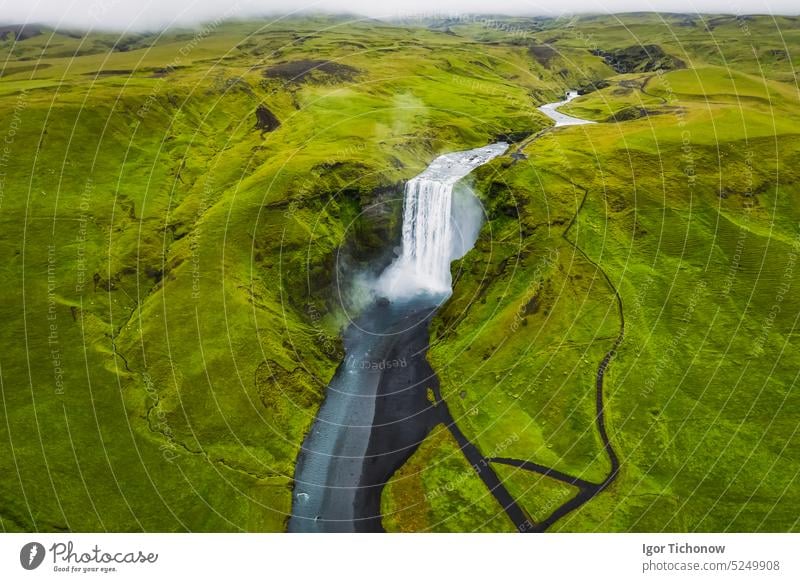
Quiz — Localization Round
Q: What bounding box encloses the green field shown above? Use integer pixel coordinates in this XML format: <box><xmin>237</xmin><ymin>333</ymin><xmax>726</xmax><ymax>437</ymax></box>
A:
<box><xmin>1</xmin><ymin>13</ymin><xmax>798</xmax><ymax>532</ymax></box>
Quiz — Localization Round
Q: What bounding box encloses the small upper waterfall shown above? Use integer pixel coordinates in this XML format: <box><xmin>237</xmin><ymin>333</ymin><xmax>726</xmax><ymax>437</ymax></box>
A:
<box><xmin>376</xmin><ymin>142</ymin><xmax>508</xmax><ymax>299</ymax></box>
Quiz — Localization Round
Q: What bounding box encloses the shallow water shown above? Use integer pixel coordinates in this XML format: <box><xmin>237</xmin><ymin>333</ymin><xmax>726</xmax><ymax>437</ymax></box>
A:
<box><xmin>288</xmin><ymin>297</ymin><xmax>441</xmax><ymax>532</ymax></box>
<box><xmin>538</xmin><ymin>90</ymin><xmax>596</xmax><ymax>127</ymax></box>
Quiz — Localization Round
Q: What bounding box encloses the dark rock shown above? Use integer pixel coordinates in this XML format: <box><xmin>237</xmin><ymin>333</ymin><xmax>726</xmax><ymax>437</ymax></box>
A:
<box><xmin>529</xmin><ymin>44</ymin><xmax>558</xmax><ymax>67</ymax></box>
<box><xmin>494</xmin><ymin>130</ymin><xmax>534</xmax><ymax>143</ymax></box>
<box><xmin>609</xmin><ymin>107</ymin><xmax>649</xmax><ymax>122</ymax></box>
<box><xmin>0</xmin><ymin>25</ymin><xmax>43</xmax><ymax>41</ymax></box>
<box><xmin>263</xmin><ymin>59</ymin><xmax>359</xmax><ymax>84</ymax></box>
<box><xmin>524</xmin><ymin>290</ymin><xmax>541</xmax><ymax>315</ymax></box>
<box><xmin>577</xmin><ymin>79</ymin><xmax>611</xmax><ymax>95</ymax></box>
<box><xmin>83</xmin><ymin>69</ymin><xmax>134</xmax><ymax>77</ymax></box>
<box><xmin>255</xmin><ymin>105</ymin><xmax>280</xmax><ymax>133</ymax></box>
<box><xmin>500</xmin><ymin>204</ymin><xmax>519</xmax><ymax>218</ymax></box>
<box><xmin>591</xmin><ymin>45</ymin><xmax>685</xmax><ymax>74</ymax></box>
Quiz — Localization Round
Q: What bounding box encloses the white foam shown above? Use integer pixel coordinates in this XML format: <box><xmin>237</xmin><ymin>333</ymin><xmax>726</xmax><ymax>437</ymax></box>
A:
<box><xmin>375</xmin><ymin>143</ymin><xmax>507</xmax><ymax>300</ymax></box>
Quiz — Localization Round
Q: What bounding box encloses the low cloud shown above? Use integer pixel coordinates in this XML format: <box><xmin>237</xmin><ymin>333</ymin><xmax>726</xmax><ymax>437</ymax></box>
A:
<box><xmin>1</xmin><ymin>0</ymin><xmax>796</xmax><ymax>32</ymax></box>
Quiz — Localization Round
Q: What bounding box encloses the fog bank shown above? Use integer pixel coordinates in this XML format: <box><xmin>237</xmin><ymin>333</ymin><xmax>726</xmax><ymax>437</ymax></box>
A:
<box><xmin>1</xmin><ymin>0</ymin><xmax>796</xmax><ymax>32</ymax></box>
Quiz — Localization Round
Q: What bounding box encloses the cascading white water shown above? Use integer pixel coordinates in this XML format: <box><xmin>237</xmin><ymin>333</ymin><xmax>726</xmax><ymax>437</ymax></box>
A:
<box><xmin>398</xmin><ymin>178</ymin><xmax>456</xmax><ymax>293</ymax></box>
<box><xmin>376</xmin><ymin>142</ymin><xmax>508</xmax><ymax>299</ymax></box>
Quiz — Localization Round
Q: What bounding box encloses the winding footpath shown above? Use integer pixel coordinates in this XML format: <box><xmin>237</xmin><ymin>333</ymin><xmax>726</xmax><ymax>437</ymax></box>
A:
<box><xmin>446</xmin><ymin>91</ymin><xmax>622</xmax><ymax>532</ymax></box>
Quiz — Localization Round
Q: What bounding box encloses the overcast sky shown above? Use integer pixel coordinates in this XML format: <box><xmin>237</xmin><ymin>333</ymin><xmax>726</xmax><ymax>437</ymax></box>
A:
<box><xmin>1</xmin><ymin>0</ymin><xmax>797</xmax><ymax>31</ymax></box>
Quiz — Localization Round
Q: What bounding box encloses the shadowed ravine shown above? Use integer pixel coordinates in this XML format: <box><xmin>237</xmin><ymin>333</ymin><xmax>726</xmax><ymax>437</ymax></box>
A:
<box><xmin>290</xmin><ymin>96</ymin><xmax>620</xmax><ymax>532</ymax></box>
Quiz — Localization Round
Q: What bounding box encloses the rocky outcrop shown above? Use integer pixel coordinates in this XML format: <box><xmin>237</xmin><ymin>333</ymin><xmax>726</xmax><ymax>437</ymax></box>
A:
<box><xmin>591</xmin><ymin>45</ymin><xmax>685</xmax><ymax>74</ymax></box>
<box><xmin>263</xmin><ymin>59</ymin><xmax>359</xmax><ymax>84</ymax></box>
<box><xmin>254</xmin><ymin>104</ymin><xmax>280</xmax><ymax>133</ymax></box>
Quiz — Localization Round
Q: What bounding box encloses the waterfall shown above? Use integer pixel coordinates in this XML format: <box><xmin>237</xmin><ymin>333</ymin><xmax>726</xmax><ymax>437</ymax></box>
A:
<box><xmin>398</xmin><ymin>177</ymin><xmax>457</xmax><ymax>294</ymax></box>
<box><xmin>291</xmin><ymin>141</ymin><xmax>507</xmax><ymax>532</ymax></box>
<box><xmin>376</xmin><ymin>143</ymin><xmax>508</xmax><ymax>299</ymax></box>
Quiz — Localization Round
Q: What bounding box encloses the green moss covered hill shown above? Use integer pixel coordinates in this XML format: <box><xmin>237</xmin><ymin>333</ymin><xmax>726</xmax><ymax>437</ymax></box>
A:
<box><xmin>1</xmin><ymin>14</ymin><xmax>799</xmax><ymax>532</ymax></box>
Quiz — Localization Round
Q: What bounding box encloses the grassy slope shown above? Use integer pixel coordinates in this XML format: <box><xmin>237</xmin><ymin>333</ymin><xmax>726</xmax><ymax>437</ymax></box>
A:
<box><xmin>413</xmin><ymin>14</ymin><xmax>800</xmax><ymax>531</ymax></box>
<box><xmin>0</xmin><ymin>16</ymin><xmax>564</xmax><ymax>531</ymax></box>
<box><xmin>381</xmin><ymin>424</ymin><xmax>515</xmax><ymax>532</ymax></box>
<box><xmin>1</xmin><ymin>13</ymin><xmax>799</xmax><ymax>533</ymax></box>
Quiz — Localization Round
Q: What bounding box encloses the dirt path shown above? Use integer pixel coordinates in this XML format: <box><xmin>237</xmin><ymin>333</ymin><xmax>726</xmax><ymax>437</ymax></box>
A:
<box><xmin>439</xmin><ymin>101</ymin><xmax>623</xmax><ymax>532</ymax></box>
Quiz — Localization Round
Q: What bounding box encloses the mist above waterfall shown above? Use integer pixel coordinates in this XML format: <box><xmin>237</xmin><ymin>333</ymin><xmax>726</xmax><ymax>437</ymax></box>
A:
<box><xmin>374</xmin><ymin>143</ymin><xmax>507</xmax><ymax>301</ymax></box>
<box><xmin>450</xmin><ymin>182</ymin><xmax>486</xmax><ymax>261</ymax></box>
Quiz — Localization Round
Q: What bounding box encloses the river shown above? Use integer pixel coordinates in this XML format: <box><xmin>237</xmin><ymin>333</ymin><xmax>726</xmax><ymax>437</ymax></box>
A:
<box><xmin>289</xmin><ymin>93</ymin><xmax>595</xmax><ymax>532</ymax></box>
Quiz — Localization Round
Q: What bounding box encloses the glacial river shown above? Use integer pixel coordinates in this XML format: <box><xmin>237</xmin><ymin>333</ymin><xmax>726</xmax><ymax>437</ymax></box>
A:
<box><xmin>289</xmin><ymin>93</ymin><xmax>589</xmax><ymax>532</ymax></box>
